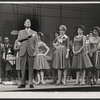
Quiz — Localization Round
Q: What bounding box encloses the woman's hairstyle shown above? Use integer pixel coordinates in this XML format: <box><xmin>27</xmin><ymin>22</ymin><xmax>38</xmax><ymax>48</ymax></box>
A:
<box><xmin>54</xmin><ymin>31</ymin><xmax>59</xmax><ymax>35</ymax></box>
<box><xmin>90</xmin><ymin>31</ymin><xmax>93</xmax><ymax>33</ymax></box>
<box><xmin>93</xmin><ymin>26</ymin><xmax>100</xmax><ymax>34</ymax></box>
<box><xmin>59</xmin><ymin>25</ymin><xmax>67</xmax><ymax>31</ymax></box>
<box><xmin>4</xmin><ymin>37</ymin><xmax>9</xmax><ymax>40</ymax></box>
<box><xmin>37</xmin><ymin>32</ymin><xmax>43</xmax><ymax>37</ymax></box>
<box><xmin>86</xmin><ymin>34</ymin><xmax>90</xmax><ymax>37</ymax></box>
<box><xmin>24</xmin><ymin>18</ymin><xmax>30</xmax><ymax>23</ymax></box>
<box><xmin>78</xmin><ymin>25</ymin><xmax>85</xmax><ymax>31</ymax></box>
<box><xmin>86</xmin><ymin>34</ymin><xmax>90</xmax><ymax>36</ymax></box>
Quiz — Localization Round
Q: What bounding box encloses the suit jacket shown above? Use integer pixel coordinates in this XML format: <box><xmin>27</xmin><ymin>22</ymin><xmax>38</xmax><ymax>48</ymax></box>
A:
<box><xmin>4</xmin><ymin>44</ymin><xmax>14</xmax><ymax>58</ymax></box>
<box><xmin>18</xmin><ymin>29</ymin><xmax>38</xmax><ymax>57</ymax></box>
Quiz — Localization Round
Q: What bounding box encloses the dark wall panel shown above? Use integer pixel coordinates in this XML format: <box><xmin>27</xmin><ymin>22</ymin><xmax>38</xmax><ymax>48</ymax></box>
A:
<box><xmin>0</xmin><ymin>4</ymin><xmax>100</xmax><ymax>56</ymax></box>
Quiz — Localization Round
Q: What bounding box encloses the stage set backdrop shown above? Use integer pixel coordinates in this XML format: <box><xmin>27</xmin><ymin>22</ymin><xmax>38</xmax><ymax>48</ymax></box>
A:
<box><xmin>0</xmin><ymin>3</ymin><xmax>100</xmax><ymax>57</ymax></box>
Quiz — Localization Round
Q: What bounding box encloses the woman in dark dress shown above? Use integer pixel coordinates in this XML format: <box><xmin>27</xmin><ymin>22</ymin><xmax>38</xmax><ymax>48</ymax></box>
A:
<box><xmin>52</xmin><ymin>31</ymin><xmax>59</xmax><ymax>83</ymax></box>
<box><xmin>53</xmin><ymin>25</ymin><xmax>70</xmax><ymax>85</ymax></box>
<box><xmin>72</xmin><ymin>25</ymin><xmax>92</xmax><ymax>85</ymax></box>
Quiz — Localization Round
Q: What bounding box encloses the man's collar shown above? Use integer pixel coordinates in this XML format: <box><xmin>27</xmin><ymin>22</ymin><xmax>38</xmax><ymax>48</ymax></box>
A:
<box><xmin>5</xmin><ymin>43</ymin><xmax>9</xmax><ymax>46</ymax></box>
<box><xmin>25</xmin><ymin>28</ymin><xmax>31</xmax><ymax>31</ymax></box>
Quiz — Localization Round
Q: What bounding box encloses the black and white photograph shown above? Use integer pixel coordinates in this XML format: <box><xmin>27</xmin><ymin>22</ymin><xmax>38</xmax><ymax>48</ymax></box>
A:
<box><xmin>0</xmin><ymin>2</ymin><xmax>100</xmax><ymax>94</ymax></box>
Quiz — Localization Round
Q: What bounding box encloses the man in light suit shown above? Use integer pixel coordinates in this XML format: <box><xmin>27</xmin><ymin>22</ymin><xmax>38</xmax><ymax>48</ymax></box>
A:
<box><xmin>18</xmin><ymin>19</ymin><xmax>38</xmax><ymax>88</ymax></box>
<box><xmin>0</xmin><ymin>36</ymin><xmax>5</xmax><ymax>83</ymax></box>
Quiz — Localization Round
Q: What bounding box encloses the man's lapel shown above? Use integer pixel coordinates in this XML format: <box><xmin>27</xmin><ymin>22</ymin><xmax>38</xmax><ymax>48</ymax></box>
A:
<box><xmin>29</xmin><ymin>29</ymin><xmax>36</xmax><ymax>37</ymax></box>
<box><xmin>24</xmin><ymin>29</ymin><xmax>28</xmax><ymax>35</ymax></box>
<box><xmin>28</xmin><ymin>29</ymin><xmax>33</xmax><ymax>35</ymax></box>
<box><xmin>5</xmin><ymin>44</ymin><xmax>7</xmax><ymax>48</ymax></box>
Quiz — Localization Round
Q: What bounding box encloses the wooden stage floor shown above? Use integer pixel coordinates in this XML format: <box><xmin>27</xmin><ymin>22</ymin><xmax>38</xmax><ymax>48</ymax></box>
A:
<box><xmin>0</xmin><ymin>79</ymin><xmax>100</xmax><ymax>92</ymax></box>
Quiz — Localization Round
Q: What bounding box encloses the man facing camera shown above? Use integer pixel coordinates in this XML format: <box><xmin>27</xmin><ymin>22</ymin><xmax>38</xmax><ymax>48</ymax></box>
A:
<box><xmin>0</xmin><ymin>36</ymin><xmax>5</xmax><ymax>83</ymax></box>
<box><xmin>4</xmin><ymin>37</ymin><xmax>14</xmax><ymax>58</ymax></box>
<box><xmin>18</xmin><ymin>19</ymin><xmax>38</xmax><ymax>88</ymax></box>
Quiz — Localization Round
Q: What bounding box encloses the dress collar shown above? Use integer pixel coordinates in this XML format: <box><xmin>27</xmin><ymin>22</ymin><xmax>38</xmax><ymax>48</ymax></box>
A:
<box><xmin>58</xmin><ymin>34</ymin><xmax>68</xmax><ymax>39</ymax></box>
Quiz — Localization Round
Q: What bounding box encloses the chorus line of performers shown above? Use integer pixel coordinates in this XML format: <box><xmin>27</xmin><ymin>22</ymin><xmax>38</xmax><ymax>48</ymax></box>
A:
<box><xmin>0</xmin><ymin>18</ymin><xmax>100</xmax><ymax>88</ymax></box>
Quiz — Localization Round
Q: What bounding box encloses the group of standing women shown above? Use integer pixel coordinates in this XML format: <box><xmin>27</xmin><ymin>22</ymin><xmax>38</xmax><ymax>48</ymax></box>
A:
<box><xmin>85</xmin><ymin>26</ymin><xmax>100</xmax><ymax>85</ymax></box>
<box><xmin>14</xmin><ymin>22</ymin><xmax>100</xmax><ymax>86</ymax></box>
<box><xmin>52</xmin><ymin>25</ymin><xmax>100</xmax><ymax>86</ymax></box>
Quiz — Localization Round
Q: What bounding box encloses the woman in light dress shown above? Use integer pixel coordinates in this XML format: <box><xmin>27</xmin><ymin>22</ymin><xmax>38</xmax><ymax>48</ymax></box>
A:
<box><xmin>34</xmin><ymin>32</ymin><xmax>50</xmax><ymax>85</ymax></box>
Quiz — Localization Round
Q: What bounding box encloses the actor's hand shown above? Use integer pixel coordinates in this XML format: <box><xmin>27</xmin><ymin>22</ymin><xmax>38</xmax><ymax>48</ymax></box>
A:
<box><xmin>73</xmin><ymin>51</ymin><xmax>76</xmax><ymax>55</ymax></box>
<box><xmin>74</xmin><ymin>50</ymin><xmax>80</xmax><ymax>55</ymax></box>
<box><xmin>65</xmin><ymin>54</ymin><xmax>69</xmax><ymax>59</ymax></box>
<box><xmin>89</xmin><ymin>53</ymin><xmax>92</xmax><ymax>57</ymax></box>
<box><xmin>28</xmin><ymin>34</ymin><xmax>32</xmax><ymax>38</ymax></box>
<box><xmin>33</xmin><ymin>53</ymin><xmax>37</xmax><ymax>57</ymax></box>
<box><xmin>17</xmin><ymin>42</ymin><xmax>22</xmax><ymax>47</ymax></box>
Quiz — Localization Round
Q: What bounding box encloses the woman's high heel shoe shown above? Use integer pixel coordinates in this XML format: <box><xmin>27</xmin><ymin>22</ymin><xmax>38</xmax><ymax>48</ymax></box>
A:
<box><xmin>62</xmin><ymin>81</ymin><xmax>67</xmax><ymax>86</ymax></box>
<box><xmin>63</xmin><ymin>82</ymin><xmax>67</xmax><ymax>86</ymax></box>
<box><xmin>41</xmin><ymin>81</ymin><xmax>45</xmax><ymax>85</ymax></box>
<box><xmin>93</xmin><ymin>81</ymin><xmax>97</xmax><ymax>85</ymax></box>
<box><xmin>87</xmin><ymin>80</ymin><xmax>93</xmax><ymax>86</ymax></box>
<box><xmin>56</xmin><ymin>81</ymin><xmax>61</xmax><ymax>85</ymax></box>
<box><xmin>35</xmin><ymin>82</ymin><xmax>40</xmax><ymax>85</ymax></box>
<box><xmin>75</xmin><ymin>81</ymin><xmax>80</xmax><ymax>85</ymax></box>
<box><xmin>81</xmin><ymin>83</ymin><xmax>85</xmax><ymax>86</ymax></box>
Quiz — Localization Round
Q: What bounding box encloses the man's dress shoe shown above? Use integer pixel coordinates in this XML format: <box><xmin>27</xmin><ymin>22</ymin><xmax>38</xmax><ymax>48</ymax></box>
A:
<box><xmin>18</xmin><ymin>84</ymin><xmax>25</xmax><ymax>88</ymax></box>
<box><xmin>29</xmin><ymin>84</ymin><xmax>34</xmax><ymax>88</ymax></box>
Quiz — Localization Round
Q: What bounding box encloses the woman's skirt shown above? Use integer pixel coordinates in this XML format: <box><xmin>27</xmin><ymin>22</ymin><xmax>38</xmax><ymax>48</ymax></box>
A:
<box><xmin>34</xmin><ymin>54</ymin><xmax>50</xmax><ymax>70</ymax></box>
<box><xmin>72</xmin><ymin>51</ymin><xmax>93</xmax><ymax>70</ymax></box>
<box><xmin>52</xmin><ymin>46</ymin><xmax>70</xmax><ymax>69</ymax></box>
<box><xmin>51</xmin><ymin>49</ymin><xmax>57</xmax><ymax>69</ymax></box>
<box><xmin>93</xmin><ymin>51</ymin><xmax>100</xmax><ymax>69</ymax></box>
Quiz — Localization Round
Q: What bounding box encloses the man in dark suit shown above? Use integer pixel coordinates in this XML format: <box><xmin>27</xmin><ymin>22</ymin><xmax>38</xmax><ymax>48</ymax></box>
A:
<box><xmin>0</xmin><ymin>36</ymin><xmax>5</xmax><ymax>83</ymax></box>
<box><xmin>4</xmin><ymin>37</ymin><xmax>14</xmax><ymax>58</ymax></box>
<box><xmin>3</xmin><ymin>37</ymin><xmax>14</xmax><ymax>79</ymax></box>
<box><xmin>18</xmin><ymin>19</ymin><xmax>38</xmax><ymax>88</ymax></box>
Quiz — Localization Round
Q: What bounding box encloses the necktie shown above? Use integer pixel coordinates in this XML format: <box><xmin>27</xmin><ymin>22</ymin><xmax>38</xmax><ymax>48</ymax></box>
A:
<box><xmin>27</xmin><ymin>29</ymin><xmax>31</xmax><ymax>35</ymax></box>
<box><xmin>5</xmin><ymin>44</ymin><xmax>8</xmax><ymax>48</ymax></box>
